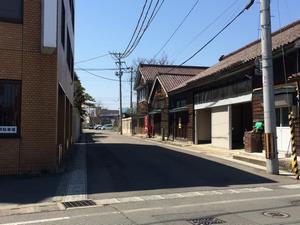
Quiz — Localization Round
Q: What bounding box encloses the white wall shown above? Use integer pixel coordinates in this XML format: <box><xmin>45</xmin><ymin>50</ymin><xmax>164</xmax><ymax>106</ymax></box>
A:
<box><xmin>197</xmin><ymin>109</ymin><xmax>211</xmax><ymax>141</ymax></box>
<box><xmin>41</xmin><ymin>0</ymin><xmax>57</xmax><ymax>54</ymax></box>
<box><xmin>72</xmin><ymin>108</ymin><xmax>81</xmax><ymax>143</ymax></box>
<box><xmin>122</xmin><ymin>118</ymin><xmax>132</xmax><ymax>136</ymax></box>
<box><xmin>211</xmin><ymin>105</ymin><xmax>231</xmax><ymax>149</ymax></box>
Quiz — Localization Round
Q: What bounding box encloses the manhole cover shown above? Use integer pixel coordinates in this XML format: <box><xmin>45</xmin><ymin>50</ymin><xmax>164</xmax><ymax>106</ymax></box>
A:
<box><xmin>188</xmin><ymin>216</ymin><xmax>226</xmax><ymax>225</ymax></box>
<box><xmin>62</xmin><ymin>200</ymin><xmax>96</xmax><ymax>209</ymax></box>
<box><xmin>262</xmin><ymin>211</ymin><xmax>290</xmax><ymax>218</ymax></box>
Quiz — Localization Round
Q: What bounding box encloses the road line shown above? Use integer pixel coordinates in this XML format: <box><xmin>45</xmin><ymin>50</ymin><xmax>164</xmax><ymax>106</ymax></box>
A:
<box><xmin>280</xmin><ymin>184</ymin><xmax>300</xmax><ymax>189</ymax></box>
<box><xmin>0</xmin><ymin>217</ymin><xmax>70</xmax><ymax>225</ymax></box>
<box><xmin>93</xmin><ymin>187</ymin><xmax>273</xmax><ymax>206</ymax></box>
<box><xmin>6</xmin><ymin>193</ymin><xmax>300</xmax><ymax>225</ymax></box>
<box><xmin>123</xmin><ymin>193</ymin><xmax>300</xmax><ymax>214</ymax></box>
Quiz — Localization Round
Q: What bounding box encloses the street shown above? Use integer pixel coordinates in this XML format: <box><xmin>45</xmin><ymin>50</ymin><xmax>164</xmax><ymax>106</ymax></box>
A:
<box><xmin>1</xmin><ymin>130</ymin><xmax>300</xmax><ymax>225</ymax></box>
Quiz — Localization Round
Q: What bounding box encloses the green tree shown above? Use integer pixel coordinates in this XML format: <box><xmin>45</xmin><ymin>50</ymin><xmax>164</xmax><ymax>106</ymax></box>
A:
<box><xmin>74</xmin><ymin>72</ymin><xmax>95</xmax><ymax>119</ymax></box>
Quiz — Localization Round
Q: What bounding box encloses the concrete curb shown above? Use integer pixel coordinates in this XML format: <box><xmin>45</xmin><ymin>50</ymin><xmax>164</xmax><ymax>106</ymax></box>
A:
<box><xmin>0</xmin><ymin>202</ymin><xmax>61</xmax><ymax>217</ymax></box>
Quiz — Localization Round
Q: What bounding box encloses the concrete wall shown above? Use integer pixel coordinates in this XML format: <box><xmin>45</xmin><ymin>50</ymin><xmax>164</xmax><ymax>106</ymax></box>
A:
<box><xmin>122</xmin><ymin>118</ymin><xmax>132</xmax><ymax>136</ymax></box>
<box><xmin>197</xmin><ymin>109</ymin><xmax>211</xmax><ymax>142</ymax></box>
<box><xmin>211</xmin><ymin>106</ymin><xmax>231</xmax><ymax>149</ymax></box>
<box><xmin>72</xmin><ymin>108</ymin><xmax>81</xmax><ymax>143</ymax></box>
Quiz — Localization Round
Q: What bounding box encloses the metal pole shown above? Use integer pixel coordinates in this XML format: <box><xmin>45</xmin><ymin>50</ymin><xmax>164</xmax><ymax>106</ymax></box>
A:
<box><xmin>260</xmin><ymin>0</ymin><xmax>279</xmax><ymax>174</ymax></box>
<box><xmin>118</xmin><ymin>53</ymin><xmax>123</xmax><ymax>135</ymax></box>
<box><xmin>130</xmin><ymin>67</ymin><xmax>133</xmax><ymax>111</ymax></box>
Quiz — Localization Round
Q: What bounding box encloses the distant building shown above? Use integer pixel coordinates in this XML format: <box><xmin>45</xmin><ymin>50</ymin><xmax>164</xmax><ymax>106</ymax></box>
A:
<box><xmin>0</xmin><ymin>0</ymin><xmax>75</xmax><ymax>175</ymax></box>
<box><xmin>99</xmin><ymin>109</ymin><xmax>119</xmax><ymax>125</ymax></box>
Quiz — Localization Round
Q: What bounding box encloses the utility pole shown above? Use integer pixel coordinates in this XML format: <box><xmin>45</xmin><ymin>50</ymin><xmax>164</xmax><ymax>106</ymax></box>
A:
<box><xmin>130</xmin><ymin>67</ymin><xmax>134</xmax><ymax>111</ymax></box>
<box><xmin>112</xmin><ymin>52</ymin><xmax>124</xmax><ymax>135</ymax></box>
<box><xmin>260</xmin><ymin>0</ymin><xmax>279</xmax><ymax>174</ymax></box>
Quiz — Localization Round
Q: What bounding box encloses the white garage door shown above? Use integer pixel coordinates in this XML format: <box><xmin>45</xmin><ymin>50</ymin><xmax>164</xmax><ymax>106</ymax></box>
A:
<box><xmin>211</xmin><ymin>106</ymin><xmax>231</xmax><ymax>149</ymax></box>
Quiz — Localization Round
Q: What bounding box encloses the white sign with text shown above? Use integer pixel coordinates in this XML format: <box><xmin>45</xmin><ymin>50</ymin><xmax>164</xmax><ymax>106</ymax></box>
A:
<box><xmin>0</xmin><ymin>126</ymin><xmax>17</xmax><ymax>134</ymax></box>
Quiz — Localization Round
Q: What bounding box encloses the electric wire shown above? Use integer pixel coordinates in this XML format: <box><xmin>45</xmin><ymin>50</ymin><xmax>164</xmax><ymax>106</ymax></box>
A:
<box><xmin>75</xmin><ymin>68</ymin><xmax>129</xmax><ymax>71</ymax></box>
<box><xmin>178</xmin><ymin>0</ymin><xmax>254</xmax><ymax>67</ymax></box>
<box><xmin>173</xmin><ymin>0</ymin><xmax>239</xmax><ymax>62</ymax></box>
<box><xmin>123</xmin><ymin>0</ymin><xmax>165</xmax><ymax>57</ymax></box>
<box><xmin>125</xmin><ymin>0</ymin><xmax>165</xmax><ymax>57</ymax></box>
<box><xmin>122</xmin><ymin>0</ymin><xmax>149</xmax><ymax>56</ymax></box>
<box><xmin>122</xmin><ymin>0</ymin><xmax>154</xmax><ymax>57</ymax></box>
<box><xmin>153</xmin><ymin>0</ymin><xmax>200</xmax><ymax>59</ymax></box>
<box><xmin>75</xmin><ymin>53</ymin><xmax>110</xmax><ymax>64</ymax></box>
<box><xmin>76</xmin><ymin>65</ymin><xmax>130</xmax><ymax>82</ymax></box>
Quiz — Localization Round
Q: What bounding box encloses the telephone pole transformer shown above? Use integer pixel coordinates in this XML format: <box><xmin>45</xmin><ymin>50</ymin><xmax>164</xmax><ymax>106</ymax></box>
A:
<box><xmin>260</xmin><ymin>0</ymin><xmax>279</xmax><ymax>174</ymax></box>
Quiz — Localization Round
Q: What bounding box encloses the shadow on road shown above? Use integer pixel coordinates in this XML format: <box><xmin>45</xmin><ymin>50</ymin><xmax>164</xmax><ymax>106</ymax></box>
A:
<box><xmin>0</xmin><ymin>173</ymin><xmax>63</xmax><ymax>204</ymax></box>
<box><xmin>87</xmin><ymin>141</ymin><xmax>276</xmax><ymax>195</ymax></box>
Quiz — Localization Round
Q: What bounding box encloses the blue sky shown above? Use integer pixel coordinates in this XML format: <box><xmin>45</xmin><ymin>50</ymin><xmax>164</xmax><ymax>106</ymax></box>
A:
<box><xmin>75</xmin><ymin>0</ymin><xmax>300</xmax><ymax>109</ymax></box>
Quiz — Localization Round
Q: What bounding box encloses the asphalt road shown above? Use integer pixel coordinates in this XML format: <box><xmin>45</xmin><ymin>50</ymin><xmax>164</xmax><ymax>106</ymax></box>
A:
<box><xmin>87</xmin><ymin>130</ymin><xmax>280</xmax><ymax>200</ymax></box>
<box><xmin>2</xmin><ymin>130</ymin><xmax>300</xmax><ymax>225</ymax></box>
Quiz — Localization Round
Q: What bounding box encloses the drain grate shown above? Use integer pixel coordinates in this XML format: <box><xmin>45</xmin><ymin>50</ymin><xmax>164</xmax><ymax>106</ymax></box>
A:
<box><xmin>62</xmin><ymin>200</ymin><xmax>96</xmax><ymax>209</ymax></box>
<box><xmin>262</xmin><ymin>211</ymin><xmax>290</xmax><ymax>218</ymax></box>
<box><xmin>188</xmin><ymin>216</ymin><xmax>226</xmax><ymax>225</ymax></box>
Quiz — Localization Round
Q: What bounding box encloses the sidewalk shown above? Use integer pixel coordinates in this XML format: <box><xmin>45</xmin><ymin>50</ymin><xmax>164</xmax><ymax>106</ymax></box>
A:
<box><xmin>133</xmin><ymin>134</ymin><xmax>297</xmax><ymax>174</ymax></box>
<box><xmin>0</xmin><ymin>134</ymin><xmax>88</xmax><ymax>216</ymax></box>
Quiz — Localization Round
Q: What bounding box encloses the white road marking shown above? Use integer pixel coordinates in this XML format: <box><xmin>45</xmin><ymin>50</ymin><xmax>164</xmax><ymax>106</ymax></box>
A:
<box><xmin>280</xmin><ymin>184</ymin><xmax>300</xmax><ymax>189</ymax></box>
<box><xmin>0</xmin><ymin>217</ymin><xmax>70</xmax><ymax>225</ymax></box>
<box><xmin>94</xmin><ymin>198</ymin><xmax>120</xmax><ymax>205</ymax></box>
<box><xmin>160</xmin><ymin>193</ymin><xmax>184</xmax><ymax>199</ymax></box>
<box><xmin>4</xmin><ymin>193</ymin><xmax>300</xmax><ymax>225</ymax></box>
<box><xmin>117</xmin><ymin>196</ymin><xmax>144</xmax><ymax>203</ymax></box>
<box><xmin>93</xmin><ymin>187</ymin><xmax>273</xmax><ymax>206</ymax></box>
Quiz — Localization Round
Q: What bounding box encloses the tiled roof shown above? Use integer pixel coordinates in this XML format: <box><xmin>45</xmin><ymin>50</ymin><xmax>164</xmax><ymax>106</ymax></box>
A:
<box><xmin>157</xmin><ymin>74</ymin><xmax>195</xmax><ymax>93</ymax></box>
<box><xmin>138</xmin><ymin>64</ymin><xmax>207</xmax><ymax>82</ymax></box>
<box><xmin>172</xmin><ymin>19</ymin><xmax>300</xmax><ymax>92</ymax></box>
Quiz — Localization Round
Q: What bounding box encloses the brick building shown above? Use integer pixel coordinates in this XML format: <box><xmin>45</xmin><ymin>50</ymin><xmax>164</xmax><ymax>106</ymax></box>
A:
<box><xmin>0</xmin><ymin>0</ymin><xmax>75</xmax><ymax>175</ymax></box>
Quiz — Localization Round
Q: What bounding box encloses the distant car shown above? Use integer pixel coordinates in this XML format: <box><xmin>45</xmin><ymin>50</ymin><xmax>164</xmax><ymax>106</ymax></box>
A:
<box><xmin>95</xmin><ymin>124</ymin><xmax>103</xmax><ymax>130</ymax></box>
<box><xmin>88</xmin><ymin>124</ymin><xmax>94</xmax><ymax>129</ymax></box>
<box><xmin>101</xmin><ymin>124</ymin><xmax>113</xmax><ymax>130</ymax></box>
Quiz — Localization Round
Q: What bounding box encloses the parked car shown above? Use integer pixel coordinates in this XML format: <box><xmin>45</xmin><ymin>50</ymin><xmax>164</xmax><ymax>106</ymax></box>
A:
<box><xmin>94</xmin><ymin>124</ymin><xmax>102</xmax><ymax>130</ymax></box>
<box><xmin>101</xmin><ymin>124</ymin><xmax>113</xmax><ymax>130</ymax></box>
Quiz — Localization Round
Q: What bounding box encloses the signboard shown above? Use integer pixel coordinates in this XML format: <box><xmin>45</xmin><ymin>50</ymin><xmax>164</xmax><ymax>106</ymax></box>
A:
<box><xmin>0</xmin><ymin>126</ymin><xmax>17</xmax><ymax>134</ymax></box>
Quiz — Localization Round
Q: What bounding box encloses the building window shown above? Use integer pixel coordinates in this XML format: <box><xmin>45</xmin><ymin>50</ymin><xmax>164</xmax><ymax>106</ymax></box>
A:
<box><xmin>0</xmin><ymin>80</ymin><xmax>21</xmax><ymax>138</ymax></box>
<box><xmin>66</xmin><ymin>30</ymin><xmax>74</xmax><ymax>80</ymax></box>
<box><xmin>61</xmin><ymin>1</ymin><xmax>65</xmax><ymax>48</ymax></box>
<box><xmin>0</xmin><ymin>0</ymin><xmax>23</xmax><ymax>23</ymax></box>
<box><xmin>276</xmin><ymin>107</ymin><xmax>289</xmax><ymax>127</ymax></box>
<box><xmin>69</xmin><ymin>0</ymin><xmax>74</xmax><ymax>29</ymax></box>
<box><xmin>138</xmin><ymin>88</ymin><xmax>146</xmax><ymax>102</ymax></box>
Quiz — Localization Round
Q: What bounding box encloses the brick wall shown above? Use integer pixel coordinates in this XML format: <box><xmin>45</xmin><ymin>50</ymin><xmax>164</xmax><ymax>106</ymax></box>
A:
<box><xmin>0</xmin><ymin>0</ymin><xmax>73</xmax><ymax>175</ymax></box>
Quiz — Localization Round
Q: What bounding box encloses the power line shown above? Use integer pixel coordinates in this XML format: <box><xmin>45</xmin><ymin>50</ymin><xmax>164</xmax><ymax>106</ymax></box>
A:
<box><xmin>153</xmin><ymin>0</ymin><xmax>200</xmax><ymax>59</ymax></box>
<box><xmin>75</xmin><ymin>68</ymin><xmax>129</xmax><ymax>71</ymax></box>
<box><xmin>76</xmin><ymin>65</ymin><xmax>131</xmax><ymax>82</ymax></box>
<box><xmin>173</xmin><ymin>0</ymin><xmax>239</xmax><ymax>61</ymax></box>
<box><xmin>179</xmin><ymin>0</ymin><xmax>255</xmax><ymax>66</ymax></box>
<box><xmin>122</xmin><ymin>0</ymin><xmax>149</xmax><ymax>56</ymax></box>
<box><xmin>123</xmin><ymin>0</ymin><xmax>155</xmax><ymax>57</ymax></box>
<box><xmin>75</xmin><ymin>53</ymin><xmax>110</xmax><ymax>64</ymax></box>
<box><xmin>125</xmin><ymin>0</ymin><xmax>165</xmax><ymax>57</ymax></box>
<box><xmin>123</xmin><ymin>0</ymin><xmax>165</xmax><ymax>57</ymax></box>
